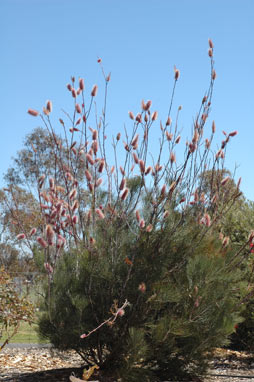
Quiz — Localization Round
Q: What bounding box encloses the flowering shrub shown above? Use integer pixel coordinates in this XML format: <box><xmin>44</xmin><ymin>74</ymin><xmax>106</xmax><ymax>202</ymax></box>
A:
<box><xmin>0</xmin><ymin>267</ymin><xmax>34</xmax><ymax>350</ymax></box>
<box><xmin>4</xmin><ymin>40</ymin><xmax>254</xmax><ymax>380</ymax></box>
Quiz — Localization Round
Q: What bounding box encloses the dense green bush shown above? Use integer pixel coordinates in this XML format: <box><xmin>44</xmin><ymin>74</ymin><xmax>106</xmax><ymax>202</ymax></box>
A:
<box><xmin>38</xmin><ymin>214</ymin><xmax>248</xmax><ymax>380</ymax></box>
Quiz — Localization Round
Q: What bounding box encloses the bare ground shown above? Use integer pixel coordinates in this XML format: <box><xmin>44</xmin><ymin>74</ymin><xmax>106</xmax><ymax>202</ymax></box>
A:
<box><xmin>1</xmin><ymin>346</ymin><xmax>254</xmax><ymax>381</ymax></box>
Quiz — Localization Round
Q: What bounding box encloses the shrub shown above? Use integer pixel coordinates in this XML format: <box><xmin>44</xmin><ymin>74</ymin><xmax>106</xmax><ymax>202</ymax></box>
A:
<box><xmin>0</xmin><ymin>267</ymin><xmax>34</xmax><ymax>350</ymax></box>
<box><xmin>6</xmin><ymin>40</ymin><xmax>253</xmax><ymax>380</ymax></box>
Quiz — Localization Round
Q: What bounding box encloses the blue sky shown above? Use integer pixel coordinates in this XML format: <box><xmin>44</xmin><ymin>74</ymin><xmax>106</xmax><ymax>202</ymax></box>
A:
<box><xmin>1</xmin><ymin>0</ymin><xmax>254</xmax><ymax>199</ymax></box>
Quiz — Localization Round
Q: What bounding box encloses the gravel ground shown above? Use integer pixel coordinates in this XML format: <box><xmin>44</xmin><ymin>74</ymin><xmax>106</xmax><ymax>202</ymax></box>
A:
<box><xmin>1</xmin><ymin>346</ymin><xmax>254</xmax><ymax>381</ymax></box>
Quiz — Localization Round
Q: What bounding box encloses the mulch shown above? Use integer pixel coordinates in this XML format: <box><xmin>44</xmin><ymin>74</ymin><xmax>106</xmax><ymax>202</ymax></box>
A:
<box><xmin>1</xmin><ymin>346</ymin><xmax>254</xmax><ymax>382</ymax></box>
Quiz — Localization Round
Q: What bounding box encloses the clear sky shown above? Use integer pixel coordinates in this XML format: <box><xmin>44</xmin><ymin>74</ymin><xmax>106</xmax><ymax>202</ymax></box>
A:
<box><xmin>1</xmin><ymin>0</ymin><xmax>254</xmax><ymax>199</ymax></box>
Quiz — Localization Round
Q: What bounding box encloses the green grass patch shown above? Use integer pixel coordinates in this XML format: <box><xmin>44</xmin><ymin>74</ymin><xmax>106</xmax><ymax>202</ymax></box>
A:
<box><xmin>1</xmin><ymin>319</ymin><xmax>49</xmax><ymax>344</ymax></box>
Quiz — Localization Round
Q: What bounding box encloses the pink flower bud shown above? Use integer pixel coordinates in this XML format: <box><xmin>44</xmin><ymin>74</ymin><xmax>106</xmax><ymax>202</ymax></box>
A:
<box><xmin>72</xmin><ymin>89</ymin><xmax>76</xmax><ymax>98</ymax></box>
<box><xmin>229</xmin><ymin>130</ymin><xmax>238</xmax><ymax>137</ymax></box>
<box><xmin>80</xmin><ymin>333</ymin><xmax>87</xmax><ymax>339</ymax></box>
<box><xmin>202</xmin><ymin>213</ymin><xmax>211</xmax><ymax>227</ymax></box>
<box><xmin>163</xmin><ymin>210</ymin><xmax>169</xmax><ymax>219</ymax></box>
<box><xmin>175</xmin><ymin>135</ymin><xmax>181</xmax><ymax>144</ymax></box>
<box><xmin>166</xmin><ymin>131</ymin><xmax>173</xmax><ymax>141</ymax></box>
<box><xmin>49</xmin><ymin>177</ymin><xmax>55</xmax><ymax>190</ymax></box>
<box><xmin>221</xmin><ymin>176</ymin><xmax>230</xmax><ymax>186</ymax></box>
<box><xmin>128</xmin><ymin>111</ymin><xmax>135</xmax><ymax>120</ymax></box>
<box><xmin>145</xmin><ymin>166</ymin><xmax>152</xmax><ymax>175</ymax></box>
<box><xmin>37</xmin><ymin>237</ymin><xmax>48</xmax><ymax>248</ymax></box>
<box><xmin>121</xmin><ymin>188</ymin><xmax>129</xmax><ymax>201</ymax></box>
<box><xmin>67</xmin><ymin>84</ymin><xmax>72</xmax><ymax>91</ymax></box>
<box><xmin>117</xmin><ymin>308</ymin><xmax>125</xmax><ymax>317</ymax></box>
<box><xmin>85</xmin><ymin>170</ymin><xmax>92</xmax><ymax>182</ymax></box>
<box><xmin>138</xmin><ymin>282</ymin><xmax>146</xmax><ymax>293</ymax></box>
<box><xmin>95</xmin><ymin>208</ymin><xmax>105</xmax><ymax>219</ymax></box>
<box><xmin>208</xmin><ymin>49</ymin><xmax>213</xmax><ymax>57</ymax></box>
<box><xmin>92</xmin><ymin>140</ymin><xmax>98</xmax><ymax>154</ymax></box>
<box><xmin>146</xmin><ymin>224</ymin><xmax>153</xmax><ymax>232</ymax></box>
<box><xmin>75</xmin><ymin>104</ymin><xmax>82</xmax><ymax>113</ymax></box>
<box><xmin>69</xmin><ymin>188</ymin><xmax>77</xmax><ymax>200</ymax></box>
<box><xmin>46</xmin><ymin>100</ymin><xmax>52</xmax><ymax>113</ymax></box>
<box><xmin>95</xmin><ymin>178</ymin><xmax>102</xmax><ymax>187</ymax></box>
<box><xmin>86</xmin><ymin>153</ymin><xmax>95</xmax><ymax>165</ymax></box>
<box><xmin>145</xmin><ymin>100</ymin><xmax>152</xmax><ymax>110</ymax></box>
<box><xmin>131</xmin><ymin>134</ymin><xmax>139</xmax><ymax>147</ymax></box>
<box><xmin>44</xmin><ymin>262</ymin><xmax>53</xmax><ymax>274</ymax></box>
<box><xmin>28</xmin><ymin>109</ymin><xmax>39</xmax><ymax>117</ymax></box>
<box><xmin>151</xmin><ymin>111</ymin><xmax>158</xmax><ymax>121</ymax></box>
<box><xmin>79</xmin><ymin>78</ymin><xmax>84</xmax><ymax>90</ymax></box>
<box><xmin>91</xmin><ymin>85</ymin><xmax>98</xmax><ymax>97</ymax></box>
<box><xmin>106</xmin><ymin>72</ymin><xmax>111</xmax><ymax>82</ymax></box>
<box><xmin>119</xmin><ymin>178</ymin><xmax>126</xmax><ymax>191</ymax></box>
<box><xmin>169</xmin><ymin>181</ymin><xmax>176</xmax><ymax>192</ymax></box>
<box><xmin>135</xmin><ymin>113</ymin><xmax>142</xmax><ymax>123</ymax></box>
<box><xmin>135</xmin><ymin>210</ymin><xmax>140</xmax><ymax>222</ymax></box>
<box><xmin>170</xmin><ymin>152</ymin><xmax>176</xmax><ymax>163</ymax></box>
<box><xmin>139</xmin><ymin>160</ymin><xmax>145</xmax><ymax>173</ymax></box>
<box><xmin>72</xmin><ymin>215</ymin><xmax>78</xmax><ymax>224</ymax></box>
<box><xmin>222</xmin><ymin>236</ymin><xmax>229</xmax><ymax>247</ymax></box>
<box><xmin>29</xmin><ymin>228</ymin><xmax>37</xmax><ymax>236</ymax></box>
<box><xmin>98</xmin><ymin>160</ymin><xmax>105</xmax><ymax>173</ymax></box>
<box><xmin>174</xmin><ymin>67</ymin><xmax>180</xmax><ymax>80</ymax></box>
<box><xmin>166</xmin><ymin>116</ymin><xmax>172</xmax><ymax>126</ymax></box>
<box><xmin>205</xmin><ymin>139</ymin><xmax>210</xmax><ymax>149</ymax></box>
<box><xmin>17</xmin><ymin>233</ymin><xmax>25</xmax><ymax>240</ymax></box>
<box><xmin>46</xmin><ymin>224</ymin><xmax>55</xmax><ymax>246</ymax></box>
<box><xmin>208</xmin><ymin>39</ymin><xmax>214</xmax><ymax>49</ymax></box>
<box><xmin>132</xmin><ymin>152</ymin><xmax>139</xmax><ymax>164</ymax></box>
<box><xmin>139</xmin><ymin>219</ymin><xmax>145</xmax><ymax>229</ymax></box>
<box><xmin>161</xmin><ymin>184</ymin><xmax>166</xmax><ymax>196</ymax></box>
<box><xmin>71</xmin><ymin>200</ymin><xmax>79</xmax><ymax>212</ymax></box>
<box><xmin>212</xmin><ymin>121</ymin><xmax>216</xmax><ymax>133</ymax></box>
<box><xmin>120</xmin><ymin>166</ymin><xmax>125</xmax><ymax>176</ymax></box>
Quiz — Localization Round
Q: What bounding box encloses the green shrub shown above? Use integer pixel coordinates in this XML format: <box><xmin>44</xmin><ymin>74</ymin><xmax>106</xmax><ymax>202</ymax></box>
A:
<box><xmin>6</xmin><ymin>40</ymin><xmax>253</xmax><ymax>380</ymax></box>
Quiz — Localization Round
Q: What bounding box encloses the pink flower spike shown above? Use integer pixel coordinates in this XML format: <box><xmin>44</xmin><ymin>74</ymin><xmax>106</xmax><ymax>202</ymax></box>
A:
<box><xmin>46</xmin><ymin>100</ymin><xmax>52</xmax><ymax>113</ymax></box>
<box><xmin>119</xmin><ymin>178</ymin><xmax>126</xmax><ymax>191</ymax></box>
<box><xmin>151</xmin><ymin>111</ymin><xmax>158</xmax><ymax>121</ymax></box>
<box><xmin>229</xmin><ymin>130</ymin><xmax>238</xmax><ymax>137</ymax></box>
<box><xmin>29</xmin><ymin>228</ymin><xmax>37</xmax><ymax>236</ymax></box>
<box><xmin>91</xmin><ymin>85</ymin><xmax>98</xmax><ymax>97</ymax></box>
<box><xmin>117</xmin><ymin>308</ymin><xmax>125</xmax><ymax>317</ymax></box>
<box><xmin>79</xmin><ymin>78</ymin><xmax>84</xmax><ymax>90</ymax></box>
<box><xmin>146</xmin><ymin>224</ymin><xmax>153</xmax><ymax>232</ymax></box>
<box><xmin>85</xmin><ymin>170</ymin><xmax>92</xmax><ymax>182</ymax></box>
<box><xmin>95</xmin><ymin>208</ymin><xmax>105</xmax><ymax>219</ymax></box>
<box><xmin>138</xmin><ymin>282</ymin><xmax>146</xmax><ymax>293</ymax></box>
<box><xmin>121</xmin><ymin>188</ymin><xmax>129</xmax><ymax>201</ymax></box>
<box><xmin>139</xmin><ymin>219</ymin><xmax>145</xmax><ymax>229</ymax></box>
<box><xmin>37</xmin><ymin>237</ymin><xmax>48</xmax><ymax>248</ymax></box>
<box><xmin>28</xmin><ymin>109</ymin><xmax>39</xmax><ymax>117</ymax></box>
<box><xmin>221</xmin><ymin>176</ymin><xmax>230</xmax><ymax>186</ymax></box>
<box><xmin>17</xmin><ymin>233</ymin><xmax>25</xmax><ymax>240</ymax></box>
<box><xmin>72</xmin><ymin>215</ymin><xmax>78</xmax><ymax>224</ymax></box>
<box><xmin>128</xmin><ymin>111</ymin><xmax>135</xmax><ymax>120</ymax></box>
<box><xmin>44</xmin><ymin>262</ymin><xmax>53</xmax><ymax>274</ymax></box>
